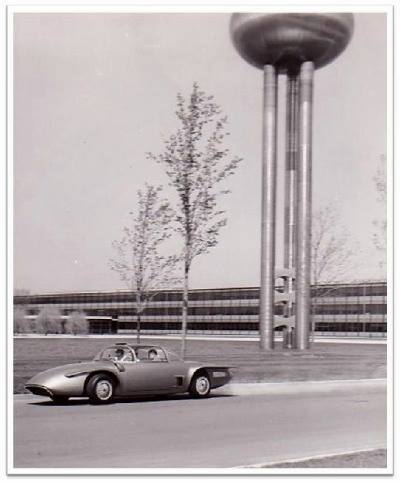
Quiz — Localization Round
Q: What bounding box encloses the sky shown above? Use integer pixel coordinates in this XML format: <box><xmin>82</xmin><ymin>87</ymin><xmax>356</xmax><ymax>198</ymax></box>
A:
<box><xmin>13</xmin><ymin>11</ymin><xmax>387</xmax><ymax>294</ymax></box>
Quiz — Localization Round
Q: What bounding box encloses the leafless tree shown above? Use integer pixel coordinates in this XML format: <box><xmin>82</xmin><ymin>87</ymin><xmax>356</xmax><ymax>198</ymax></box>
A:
<box><xmin>110</xmin><ymin>184</ymin><xmax>180</xmax><ymax>343</ymax></box>
<box><xmin>373</xmin><ymin>154</ymin><xmax>387</xmax><ymax>258</ymax></box>
<box><xmin>148</xmin><ymin>83</ymin><xmax>241</xmax><ymax>357</ymax></box>
<box><xmin>310</xmin><ymin>203</ymin><xmax>357</xmax><ymax>342</ymax></box>
<box><xmin>311</xmin><ymin>203</ymin><xmax>356</xmax><ymax>286</ymax></box>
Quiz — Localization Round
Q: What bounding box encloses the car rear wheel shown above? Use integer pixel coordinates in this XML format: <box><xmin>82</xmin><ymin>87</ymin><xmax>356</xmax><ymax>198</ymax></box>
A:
<box><xmin>189</xmin><ymin>372</ymin><xmax>211</xmax><ymax>398</ymax></box>
<box><xmin>51</xmin><ymin>395</ymin><xmax>69</xmax><ymax>404</ymax></box>
<box><xmin>87</xmin><ymin>374</ymin><xmax>115</xmax><ymax>404</ymax></box>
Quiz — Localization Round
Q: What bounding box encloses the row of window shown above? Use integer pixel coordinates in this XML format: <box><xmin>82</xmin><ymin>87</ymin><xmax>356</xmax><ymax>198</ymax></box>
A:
<box><xmin>36</xmin><ymin>303</ymin><xmax>385</xmax><ymax>317</ymax></box>
<box><xmin>112</xmin><ymin>321</ymin><xmax>387</xmax><ymax>333</ymax></box>
<box><xmin>315</xmin><ymin>322</ymin><xmax>386</xmax><ymax>332</ymax></box>
<box><xmin>312</xmin><ymin>285</ymin><xmax>387</xmax><ymax>297</ymax></box>
<box><xmin>312</xmin><ymin>304</ymin><xmax>386</xmax><ymax>315</ymax></box>
<box><xmin>14</xmin><ymin>283</ymin><xmax>387</xmax><ymax>306</ymax></box>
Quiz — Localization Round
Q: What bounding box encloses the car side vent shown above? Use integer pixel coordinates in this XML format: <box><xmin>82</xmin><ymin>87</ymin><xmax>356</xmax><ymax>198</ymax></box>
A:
<box><xmin>176</xmin><ymin>376</ymin><xmax>184</xmax><ymax>386</ymax></box>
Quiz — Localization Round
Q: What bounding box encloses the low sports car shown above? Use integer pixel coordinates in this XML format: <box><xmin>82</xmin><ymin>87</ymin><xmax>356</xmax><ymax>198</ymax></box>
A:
<box><xmin>25</xmin><ymin>343</ymin><xmax>232</xmax><ymax>404</ymax></box>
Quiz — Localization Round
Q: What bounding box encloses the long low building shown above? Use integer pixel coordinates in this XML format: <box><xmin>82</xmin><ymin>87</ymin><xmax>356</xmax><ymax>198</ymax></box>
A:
<box><xmin>14</xmin><ymin>280</ymin><xmax>387</xmax><ymax>338</ymax></box>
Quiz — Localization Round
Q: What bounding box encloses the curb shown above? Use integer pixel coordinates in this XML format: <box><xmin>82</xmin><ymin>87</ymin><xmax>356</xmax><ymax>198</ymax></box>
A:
<box><xmin>13</xmin><ymin>333</ymin><xmax>387</xmax><ymax>344</ymax></box>
<box><xmin>235</xmin><ymin>446</ymin><xmax>387</xmax><ymax>469</ymax></box>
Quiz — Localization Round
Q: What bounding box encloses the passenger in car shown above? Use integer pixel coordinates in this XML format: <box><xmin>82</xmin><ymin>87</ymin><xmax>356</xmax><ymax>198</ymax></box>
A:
<box><xmin>148</xmin><ymin>349</ymin><xmax>159</xmax><ymax>361</ymax></box>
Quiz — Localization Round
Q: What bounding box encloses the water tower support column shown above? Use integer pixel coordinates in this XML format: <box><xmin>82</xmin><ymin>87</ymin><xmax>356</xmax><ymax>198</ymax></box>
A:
<box><xmin>283</xmin><ymin>73</ymin><xmax>299</xmax><ymax>347</ymax></box>
<box><xmin>295</xmin><ymin>61</ymin><xmax>314</xmax><ymax>350</ymax></box>
<box><xmin>259</xmin><ymin>64</ymin><xmax>277</xmax><ymax>350</ymax></box>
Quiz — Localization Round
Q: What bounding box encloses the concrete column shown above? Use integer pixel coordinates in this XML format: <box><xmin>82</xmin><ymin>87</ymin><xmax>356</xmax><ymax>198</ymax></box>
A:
<box><xmin>259</xmin><ymin>65</ymin><xmax>278</xmax><ymax>351</ymax></box>
<box><xmin>283</xmin><ymin>73</ymin><xmax>299</xmax><ymax>321</ymax></box>
<box><xmin>295</xmin><ymin>61</ymin><xmax>314</xmax><ymax>350</ymax></box>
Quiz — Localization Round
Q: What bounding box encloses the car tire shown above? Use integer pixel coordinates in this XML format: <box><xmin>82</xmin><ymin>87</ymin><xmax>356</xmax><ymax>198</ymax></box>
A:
<box><xmin>51</xmin><ymin>395</ymin><xmax>69</xmax><ymax>404</ymax></box>
<box><xmin>86</xmin><ymin>374</ymin><xmax>115</xmax><ymax>404</ymax></box>
<box><xmin>189</xmin><ymin>372</ymin><xmax>211</xmax><ymax>398</ymax></box>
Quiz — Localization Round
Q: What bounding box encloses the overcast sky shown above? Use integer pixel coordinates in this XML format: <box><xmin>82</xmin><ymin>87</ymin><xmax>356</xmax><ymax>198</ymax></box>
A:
<box><xmin>13</xmin><ymin>12</ymin><xmax>387</xmax><ymax>294</ymax></box>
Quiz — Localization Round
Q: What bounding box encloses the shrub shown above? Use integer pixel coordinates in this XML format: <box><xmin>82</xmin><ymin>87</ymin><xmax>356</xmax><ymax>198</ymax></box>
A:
<box><xmin>36</xmin><ymin>307</ymin><xmax>62</xmax><ymax>335</ymax></box>
<box><xmin>14</xmin><ymin>307</ymin><xmax>30</xmax><ymax>334</ymax></box>
<box><xmin>65</xmin><ymin>311</ymin><xmax>88</xmax><ymax>335</ymax></box>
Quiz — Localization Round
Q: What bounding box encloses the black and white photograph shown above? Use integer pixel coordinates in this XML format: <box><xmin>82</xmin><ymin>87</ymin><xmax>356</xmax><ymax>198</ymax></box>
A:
<box><xmin>6</xmin><ymin>0</ymin><xmax>394</xmax><ymax>476</ymax></box>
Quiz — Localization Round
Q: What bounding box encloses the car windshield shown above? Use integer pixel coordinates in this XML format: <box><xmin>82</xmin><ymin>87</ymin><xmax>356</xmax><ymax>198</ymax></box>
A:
<box><xmin>96</xmin><ymin>346</ymin><xmax>134</xmax><ymax>362</ymax></box>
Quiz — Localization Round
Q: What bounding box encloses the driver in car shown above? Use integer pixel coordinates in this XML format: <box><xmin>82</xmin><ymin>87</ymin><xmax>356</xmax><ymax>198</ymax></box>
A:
<box><xmin>113</xmin><ymin>348</ymin><xmax>125</xmax><ymax>361</ymax></box>
<box><xmin>113</xmin><ymin>348</ymin><xmax>133</xmax><ymax>362</ymax></box>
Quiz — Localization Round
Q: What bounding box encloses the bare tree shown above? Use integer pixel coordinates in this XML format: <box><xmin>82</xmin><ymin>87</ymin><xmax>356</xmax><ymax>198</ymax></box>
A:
<box><xmin>310</xmin><ymin>202</ymin><xmax>357</xmax><ymax>342</ymax></box>
<box><xmin>148</xmin><ymin>83</ymin><xmax>241</xmax><ymax>358</ymax></box>
<box><xmin>373</xmin><ymin>154</ymin><xmax>387</xmax><ymax>257</ymax></box>
<box><xmin>110</xmin><ymin>184</ymin><xmax>180</xmax><ymax>343</ymax></box>
<box><xmin>312</xmin><ymin>203</ymin><xmax>356</xmax><ymax>285</ymax></box>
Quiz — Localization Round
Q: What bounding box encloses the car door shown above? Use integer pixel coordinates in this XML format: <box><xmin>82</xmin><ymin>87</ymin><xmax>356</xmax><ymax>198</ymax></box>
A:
<box><xmin>120</xmin><ymin>360</ymin><xmax>180</xmax><ymax>394</ymax></box>
<box><xmin>120</xmin><ymin>348</ymin><xmax>183</xmax><ymax>394</ymax></box>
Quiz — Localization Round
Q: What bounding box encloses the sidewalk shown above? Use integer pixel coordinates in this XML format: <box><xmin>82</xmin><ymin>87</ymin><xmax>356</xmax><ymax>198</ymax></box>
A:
<box><xmin>218</xmin><ymin>378</ymin><xmax>386</xmax><ymax>396</ymax></box>
<box><xmin>13</xmin><ymin>333</ymin><xmax>387</xmax><ymax>344</ymax></box>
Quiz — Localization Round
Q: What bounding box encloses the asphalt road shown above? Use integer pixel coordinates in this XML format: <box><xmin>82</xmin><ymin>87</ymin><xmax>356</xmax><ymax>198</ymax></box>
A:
<box><xmin>13</xmin><ymin>381</ymin><xmax>386</xmax><ymax>469</ymax></box>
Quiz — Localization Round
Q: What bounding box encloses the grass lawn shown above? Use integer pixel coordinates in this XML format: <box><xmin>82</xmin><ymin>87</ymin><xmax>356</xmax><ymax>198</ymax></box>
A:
<box><xmin>263</xmin><ymin>449</ymin><xmax>387</xmax><ymax>468</ymax></box>
<box><xmin>13</xmin><ymin>336</ymin><xmax>386</xmax><ymax>394</ymax></box>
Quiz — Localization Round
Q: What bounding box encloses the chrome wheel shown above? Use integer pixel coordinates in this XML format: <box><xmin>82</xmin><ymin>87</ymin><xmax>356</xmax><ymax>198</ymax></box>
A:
<box><xmin>189</xmin><ymin>373</ymin><xmax>211</xmax><ymax>398</ymax></box>
<box><xmin>196</xmin><ymin>376</ymin><xmax>210</xmax><ymax>395</ymax></box>
<box><xmin>95</xmin><ymin>380</ymin><xmax>113</xmax><ymax>401</ymax></box>
<box><xmin>87</xmin><ymin>373</ymin><xmax>115</xmax><ymax>404</ymax></box>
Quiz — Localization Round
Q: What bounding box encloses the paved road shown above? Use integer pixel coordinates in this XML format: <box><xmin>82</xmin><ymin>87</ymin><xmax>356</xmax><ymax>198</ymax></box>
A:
<box><xmin>13</xmin><ymin>381</ymin><xmax>386</xmax><ymax>469</ymax></box>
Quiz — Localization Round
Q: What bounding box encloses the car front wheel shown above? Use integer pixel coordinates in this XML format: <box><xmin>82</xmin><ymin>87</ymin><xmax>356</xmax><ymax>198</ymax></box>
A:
<box><xmin>87</xmin><ymin>374</ymin><xmax>115</xmax><ymax>404</ymax></box>
<box><xmin>189</xmin><ymin>372</ymin><xmax>211</xmax><ymax>398</ymax></box>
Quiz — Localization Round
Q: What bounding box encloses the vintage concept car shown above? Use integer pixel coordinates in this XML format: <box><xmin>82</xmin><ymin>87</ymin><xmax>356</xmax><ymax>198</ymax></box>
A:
<box><xmin>25</xmin><ymin>343</ymin><xmax>232</xmax><ymax>404</ymax></box>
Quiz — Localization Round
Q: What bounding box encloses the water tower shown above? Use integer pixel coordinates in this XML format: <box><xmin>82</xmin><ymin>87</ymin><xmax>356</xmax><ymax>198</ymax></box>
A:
<box><xmin>230</xmin><ymin>13</ymin><xmax>354</xmax><ymax>350</ymax></box>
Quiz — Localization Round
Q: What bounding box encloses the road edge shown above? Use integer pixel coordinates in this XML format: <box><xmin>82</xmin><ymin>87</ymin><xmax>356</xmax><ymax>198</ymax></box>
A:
<box><xmin>235</xmin><ymin>447</ymin><xmax>389</xmax><ymax>470</ymax></box>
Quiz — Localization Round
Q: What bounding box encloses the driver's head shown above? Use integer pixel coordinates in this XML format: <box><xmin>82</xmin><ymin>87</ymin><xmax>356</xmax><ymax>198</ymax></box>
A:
<box><xmin>115</xmin><ymin>348</ymin><xmax>124</xmax><ymax>359</ymax></box>
<box><xmin>148</xmin><ymin>349</ymin><xmax>157</xmax><ymax>360</ymax></box>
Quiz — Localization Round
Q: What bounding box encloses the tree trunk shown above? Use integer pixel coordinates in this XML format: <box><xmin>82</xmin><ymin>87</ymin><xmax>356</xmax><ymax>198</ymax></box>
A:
<box><xmin>136</xmin><ymin>292</ymin><xmax>142</xmax><ymax>344</ymax></box>
<box><xmin>311</xmin><ymin>298</ymin><xmax>316</xmax><ymax>346</ymax></box>
<box><xmin>136</xmin><ymin>313</ymin><xmax>141</xmax><ymax>344</ymax></box>
<box><xmin>310</xmin><ymin>281</ymin><xmax>317</xmax><ymax>346</ymax></box>
<box><xmin>181</xmin><ymin>260</ymin><xmax>190</xmax><ymax>359</ymax></box>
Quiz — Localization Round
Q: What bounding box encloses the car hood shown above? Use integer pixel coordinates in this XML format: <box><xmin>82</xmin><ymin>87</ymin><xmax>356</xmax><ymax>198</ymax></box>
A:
<box><xmin>26</xmin><ymin>360</ymin><xmax>117</xmax><ymax>386</ymax></box>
